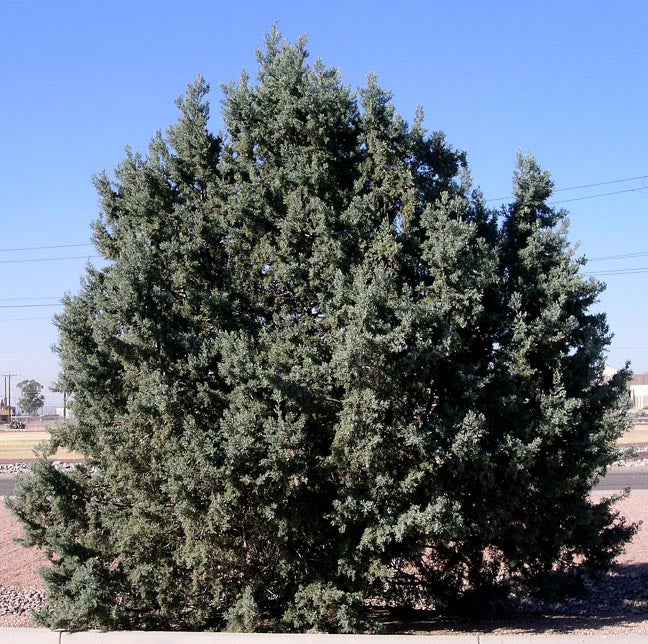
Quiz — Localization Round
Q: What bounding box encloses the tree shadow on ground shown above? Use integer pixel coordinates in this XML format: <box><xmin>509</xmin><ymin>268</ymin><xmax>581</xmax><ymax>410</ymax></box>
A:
<box><xmin>379</xmin><ymin>563</ymin><xmax>648</xmax><ymax>634</ymax></box>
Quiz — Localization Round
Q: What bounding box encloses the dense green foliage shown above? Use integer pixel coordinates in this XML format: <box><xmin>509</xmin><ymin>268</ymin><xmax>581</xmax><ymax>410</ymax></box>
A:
<box><xmin>16</xmin><ymin>379</ymin><xmax>44</xmax><ymax>415</ymax></box>
<box><xmin>10</xmin><ymin>30</ymin><xmax>635</xmax><ymax>632</ymax></box>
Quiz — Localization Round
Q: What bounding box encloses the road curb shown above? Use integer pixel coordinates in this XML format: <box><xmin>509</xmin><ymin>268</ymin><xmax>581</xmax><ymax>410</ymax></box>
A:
<box><xmin>2</xmin><ymin>630</ymin><xmax>648</xmax><ymax>643</ymax></box>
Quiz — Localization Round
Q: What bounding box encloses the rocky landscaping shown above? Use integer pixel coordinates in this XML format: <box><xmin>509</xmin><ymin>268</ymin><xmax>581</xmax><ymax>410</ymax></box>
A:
<box><xmin>0</xmin><ymin>461</ymin><xmax>79</xmax><ymax>476</ymax></box>
<box><xmin>0</xmin><ymin>586</ymin><xmax>47</xmax><ymax>624</ymax></box>
<box><xmin>615</xmin><ymin>444</ymin><xmax>648</xmax><ymax>467</ymax></box>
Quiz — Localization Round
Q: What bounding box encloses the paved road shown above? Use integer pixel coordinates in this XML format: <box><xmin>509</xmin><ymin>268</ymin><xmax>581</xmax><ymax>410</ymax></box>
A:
<box><xmin>0</xmin><ymin>476</ymin><xmax>16</xmax><ymax>497</ymax></box>
<box><xmin>595</xmin><ymin>467</ymin><xmax>648</xmax><ymax>490</ymax></box>
<box><xmin>1</xmin><ymin>468</ymin><xmax>647</xmax><ymax>497</ymax></box>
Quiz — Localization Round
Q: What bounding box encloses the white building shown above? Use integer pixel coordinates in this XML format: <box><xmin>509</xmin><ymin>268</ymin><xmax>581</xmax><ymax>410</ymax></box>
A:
<box><xmin>55</xmin><ymin>407</ymin><xmax>75</xmax><ymax>420</ymax></box>
<box><xmin>629</xmin><ymin>374</ymin><xmax>648</xmax><ymax>410</ymax></box>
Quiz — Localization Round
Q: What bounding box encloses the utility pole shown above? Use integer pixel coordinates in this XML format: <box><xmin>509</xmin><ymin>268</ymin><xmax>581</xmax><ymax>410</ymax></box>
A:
<box><xmin>3</xmin><ymin>374</ymin><xmax>17</xmax><ymax>424</ymax></box>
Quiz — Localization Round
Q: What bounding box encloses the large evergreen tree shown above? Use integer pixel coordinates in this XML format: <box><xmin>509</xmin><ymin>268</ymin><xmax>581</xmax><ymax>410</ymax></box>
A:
<box><xmin>9</xmin><ymin>30</ymin><xmax>635</xmax><ymax>632</ymax></box>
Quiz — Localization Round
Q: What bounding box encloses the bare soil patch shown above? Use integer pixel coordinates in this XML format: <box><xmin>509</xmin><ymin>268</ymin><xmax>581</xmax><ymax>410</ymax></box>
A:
<box><xmin>0</xmin><ymin>501</ymin><xmax>48</xmax><ymax>627</ymax></box>
<box><xmin>619</xmin><ymin>425</ymin><xmax>648</xmax><ymax>445</ymax></box>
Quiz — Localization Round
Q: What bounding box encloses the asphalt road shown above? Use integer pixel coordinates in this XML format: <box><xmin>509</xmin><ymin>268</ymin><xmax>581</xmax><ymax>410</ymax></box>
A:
<box><xmin>595</xmin><ymin>467</ymin><xmax>648</xmax><ymax>490</ymax></box>
<box><xmin>0</xmin><ymin>468</ymin><xmax>647</xmax><ymax>497</ymax></box>
<box><xmin>0</xmin><ymin>476</ymin><xmax>16</xmax><ymax>497</ymax></box>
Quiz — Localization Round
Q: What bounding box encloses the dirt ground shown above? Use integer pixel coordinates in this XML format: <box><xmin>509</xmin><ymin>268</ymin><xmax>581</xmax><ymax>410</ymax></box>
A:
<box><xmin>0</xmin><ymin>496</ymin><xmax>49</xmax><ymax>627</ymax></box>
<box><xmin>0</xmin><ymin>502</ymin><xmax>46</xmax><ymax>591</ymax></box>
<box><xmin>0</xmin><ymin>486</ymin><xmax>647</xmax><ymax>633</ymax></box>
<box><xmin>619</xmin><ymin>425</ymin><xmax>648</xmax><ymax>445</ymax></box>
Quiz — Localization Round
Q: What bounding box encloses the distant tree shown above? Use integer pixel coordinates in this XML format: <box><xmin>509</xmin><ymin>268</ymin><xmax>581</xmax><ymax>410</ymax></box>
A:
<box><xmin>16</xmin><ymin>379</ymin><xmax>44</xmax><ymax>415</ymax></box>
<box><xmin>8</xmin><ymin>30</ymin><xmax>636</xmax><ymax>632</ymax></box>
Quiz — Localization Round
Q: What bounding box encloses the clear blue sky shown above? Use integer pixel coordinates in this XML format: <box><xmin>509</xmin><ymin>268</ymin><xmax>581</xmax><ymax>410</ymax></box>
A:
<box><xmin>1</xmin><ymin>1</ymin><xmax>647</xmax><ymax>407</ymax></box>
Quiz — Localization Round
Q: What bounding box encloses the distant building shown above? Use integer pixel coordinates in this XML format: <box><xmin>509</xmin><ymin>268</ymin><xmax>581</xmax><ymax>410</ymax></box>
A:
<box><xmin>629</xmin><ymin>374</ymin><xmax>648</xmax><ymax>410</ymax></box>
<box><xmin>602</xmin><ymin>366</ymin><xmax>647</xmax><ymax>411</ymax></box>
<box><xmin>55</xmin><ymin>407</ymin><xmax>74</xmax><ymax>420</ymax></box>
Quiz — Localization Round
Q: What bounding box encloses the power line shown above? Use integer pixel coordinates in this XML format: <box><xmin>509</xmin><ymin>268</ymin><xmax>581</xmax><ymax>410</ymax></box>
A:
<box><xmin>0</xmin><ymin>296</ymin><xmax>61</xmax><ymax>301</ymax></box>
<box><xmin>0</xmin><ymin>243</ymin><xmax>93</xmax><ymax>253</ymax></box>
<box><xmin>486</xmin><ymin>173</ymin><xmax>648</xmax><ymax>202</ymax></box>
<box><xmin>489</xmin><ymin>185</ymin><xmax>648</xmax><ymax>205</ymax></box>
<box><xmin>553</xmin><ymin>175</ymin><xmax>648</xmax><ymax>193</ymax></box>
<box><xmin>585</xmin><ymin>268</ymin><xmax>648</xmax><ymax>276</ymax></box>
<box><xmin>588</xmin><ymin>251</ymin><xmax>648</xmax><ymax>262</ymax></box>
<box><xmin>587</xmin><ymin>270</ymin><xmax>648</xmax><ymax>276</ymax></box>
<box><xmin>0</xmin><ymin>303</ymin><xmax>63</xmax><ymax>309</ymax></box>
<box><xmin>0</xmin><ymin>316</ymin><xmax>54</xmax><ymax>322</ymax></box>
<box><xmin>0</xmin><ymin>255</ymin><xmax>99</xmax><ymax>264</ymax></box>
<box><xmin>548</xmin><ymin>186</ymin><xmax>648</xmax><ymax>205</ymax></box>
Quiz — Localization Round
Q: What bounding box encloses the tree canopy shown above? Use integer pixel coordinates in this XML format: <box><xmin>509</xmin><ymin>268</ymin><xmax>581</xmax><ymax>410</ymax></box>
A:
<box><xmin>9</xmin><ymin>29</ymin><xmax>635</xmax><ymax>632</ymax></box>
<box><xmin>16</xmin><ymin>379</ymin><xmax>44</xmax><ymax>415</ymax></box>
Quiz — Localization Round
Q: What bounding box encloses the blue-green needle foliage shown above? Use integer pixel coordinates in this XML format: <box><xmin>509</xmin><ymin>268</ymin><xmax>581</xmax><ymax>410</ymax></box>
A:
<box><xmin>9</xmin><ymin>29</ymin><xmax>635</xmax><ymax>632</ymax></box>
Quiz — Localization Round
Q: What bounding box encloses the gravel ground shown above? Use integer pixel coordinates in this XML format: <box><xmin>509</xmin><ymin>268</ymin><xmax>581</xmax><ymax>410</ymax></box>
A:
<box><xmin>0</xmin><ymin>478</ymin><xmax>647</xmax><ymax>633</ymax></box>
<box><xmin>0</xmin><ymin>461</ymin><xmax>79</xmax><ymax>475</ymax></box>
<box><xmin>615</xmin><ymin>443</ymin><xmax>648</xmax><ymax>467</ymax></box>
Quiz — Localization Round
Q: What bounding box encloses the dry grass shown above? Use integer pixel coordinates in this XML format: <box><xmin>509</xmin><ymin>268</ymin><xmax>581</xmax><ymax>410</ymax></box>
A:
<box><xmin>0</xmin><ymin>431</ymin><xmax>81</xmax><ymax>460</ymax></box>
